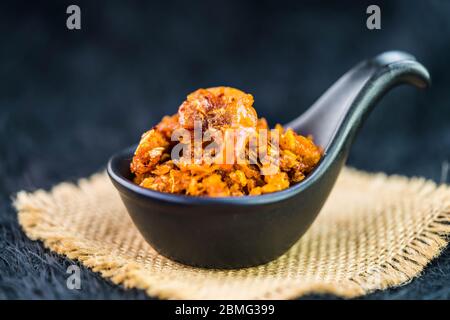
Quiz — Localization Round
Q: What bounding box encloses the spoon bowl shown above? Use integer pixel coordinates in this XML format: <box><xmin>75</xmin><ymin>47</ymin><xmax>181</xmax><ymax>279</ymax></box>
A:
<box><xmin>108</xmin><ymin>51</ymin><xmax>430</xmax><ymax>268</ymax></box>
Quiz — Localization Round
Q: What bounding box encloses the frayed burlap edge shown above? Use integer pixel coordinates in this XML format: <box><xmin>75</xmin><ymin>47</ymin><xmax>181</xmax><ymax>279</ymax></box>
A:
<box><xmin>13</xmin><ymin>169</ymin><xmax>450</xmax><ymax>300</ymax></box>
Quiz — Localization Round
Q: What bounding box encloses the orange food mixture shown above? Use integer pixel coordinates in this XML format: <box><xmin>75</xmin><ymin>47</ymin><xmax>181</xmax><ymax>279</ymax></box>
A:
<box><xmin>130</xmin><ymin>87</ymin><xmax>322</xmax><ymax>197</ymax></box>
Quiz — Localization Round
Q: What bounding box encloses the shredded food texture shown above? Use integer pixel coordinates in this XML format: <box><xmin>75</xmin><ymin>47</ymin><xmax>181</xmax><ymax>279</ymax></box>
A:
<box><xmin>131</xmin><ymin>87</ymin><xmax>322</xmax><ymax>197</ymax></box>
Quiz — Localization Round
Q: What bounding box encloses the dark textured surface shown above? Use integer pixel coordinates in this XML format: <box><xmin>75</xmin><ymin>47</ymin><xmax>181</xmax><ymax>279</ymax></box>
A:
<box><xmin>1</xmin><ymin>0</ymin><xmax>450</xmax><ymax>299</ymax></box>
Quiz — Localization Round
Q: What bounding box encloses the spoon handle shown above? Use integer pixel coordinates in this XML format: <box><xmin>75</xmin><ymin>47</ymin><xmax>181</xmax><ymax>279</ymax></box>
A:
<box><xmin>285</xmin><ymin>51</ymin><xmax>430</xmax><ymax>151</ymax></box>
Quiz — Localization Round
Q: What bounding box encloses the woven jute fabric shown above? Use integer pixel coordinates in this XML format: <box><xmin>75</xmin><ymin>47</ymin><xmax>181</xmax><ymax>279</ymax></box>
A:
<box><xmin>14</xmin><ymin>168</ymin><xmax>450</xmax><ymax>299</ymax></box>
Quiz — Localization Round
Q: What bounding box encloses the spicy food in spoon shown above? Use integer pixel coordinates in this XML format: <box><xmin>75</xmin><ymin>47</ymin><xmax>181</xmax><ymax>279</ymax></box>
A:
<box><xmin>130</xmin><ymin>87</ymin><xmax>321</xmax><ymax>197</ymax></box>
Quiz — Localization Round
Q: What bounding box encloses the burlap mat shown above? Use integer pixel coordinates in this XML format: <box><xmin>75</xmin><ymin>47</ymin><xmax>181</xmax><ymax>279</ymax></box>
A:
<box><xmin>14</xmin><ymin>168</ymin><xmax>450</xmax><ymax>299</ymax></box>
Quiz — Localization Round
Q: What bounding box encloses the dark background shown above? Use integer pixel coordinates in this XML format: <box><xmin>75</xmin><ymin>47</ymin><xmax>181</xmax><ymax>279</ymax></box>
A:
<box><xmin>1</xmin><ymin>0</ymin><xmax>450</xmax><ymax>299</ymax></box>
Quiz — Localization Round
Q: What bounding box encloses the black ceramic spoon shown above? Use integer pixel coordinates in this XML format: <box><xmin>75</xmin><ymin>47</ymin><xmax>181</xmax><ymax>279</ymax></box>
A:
<box><xmin>108</xmin><ymin>51</ymin><xmax>430</xmax><ymax>269</ymax></box>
